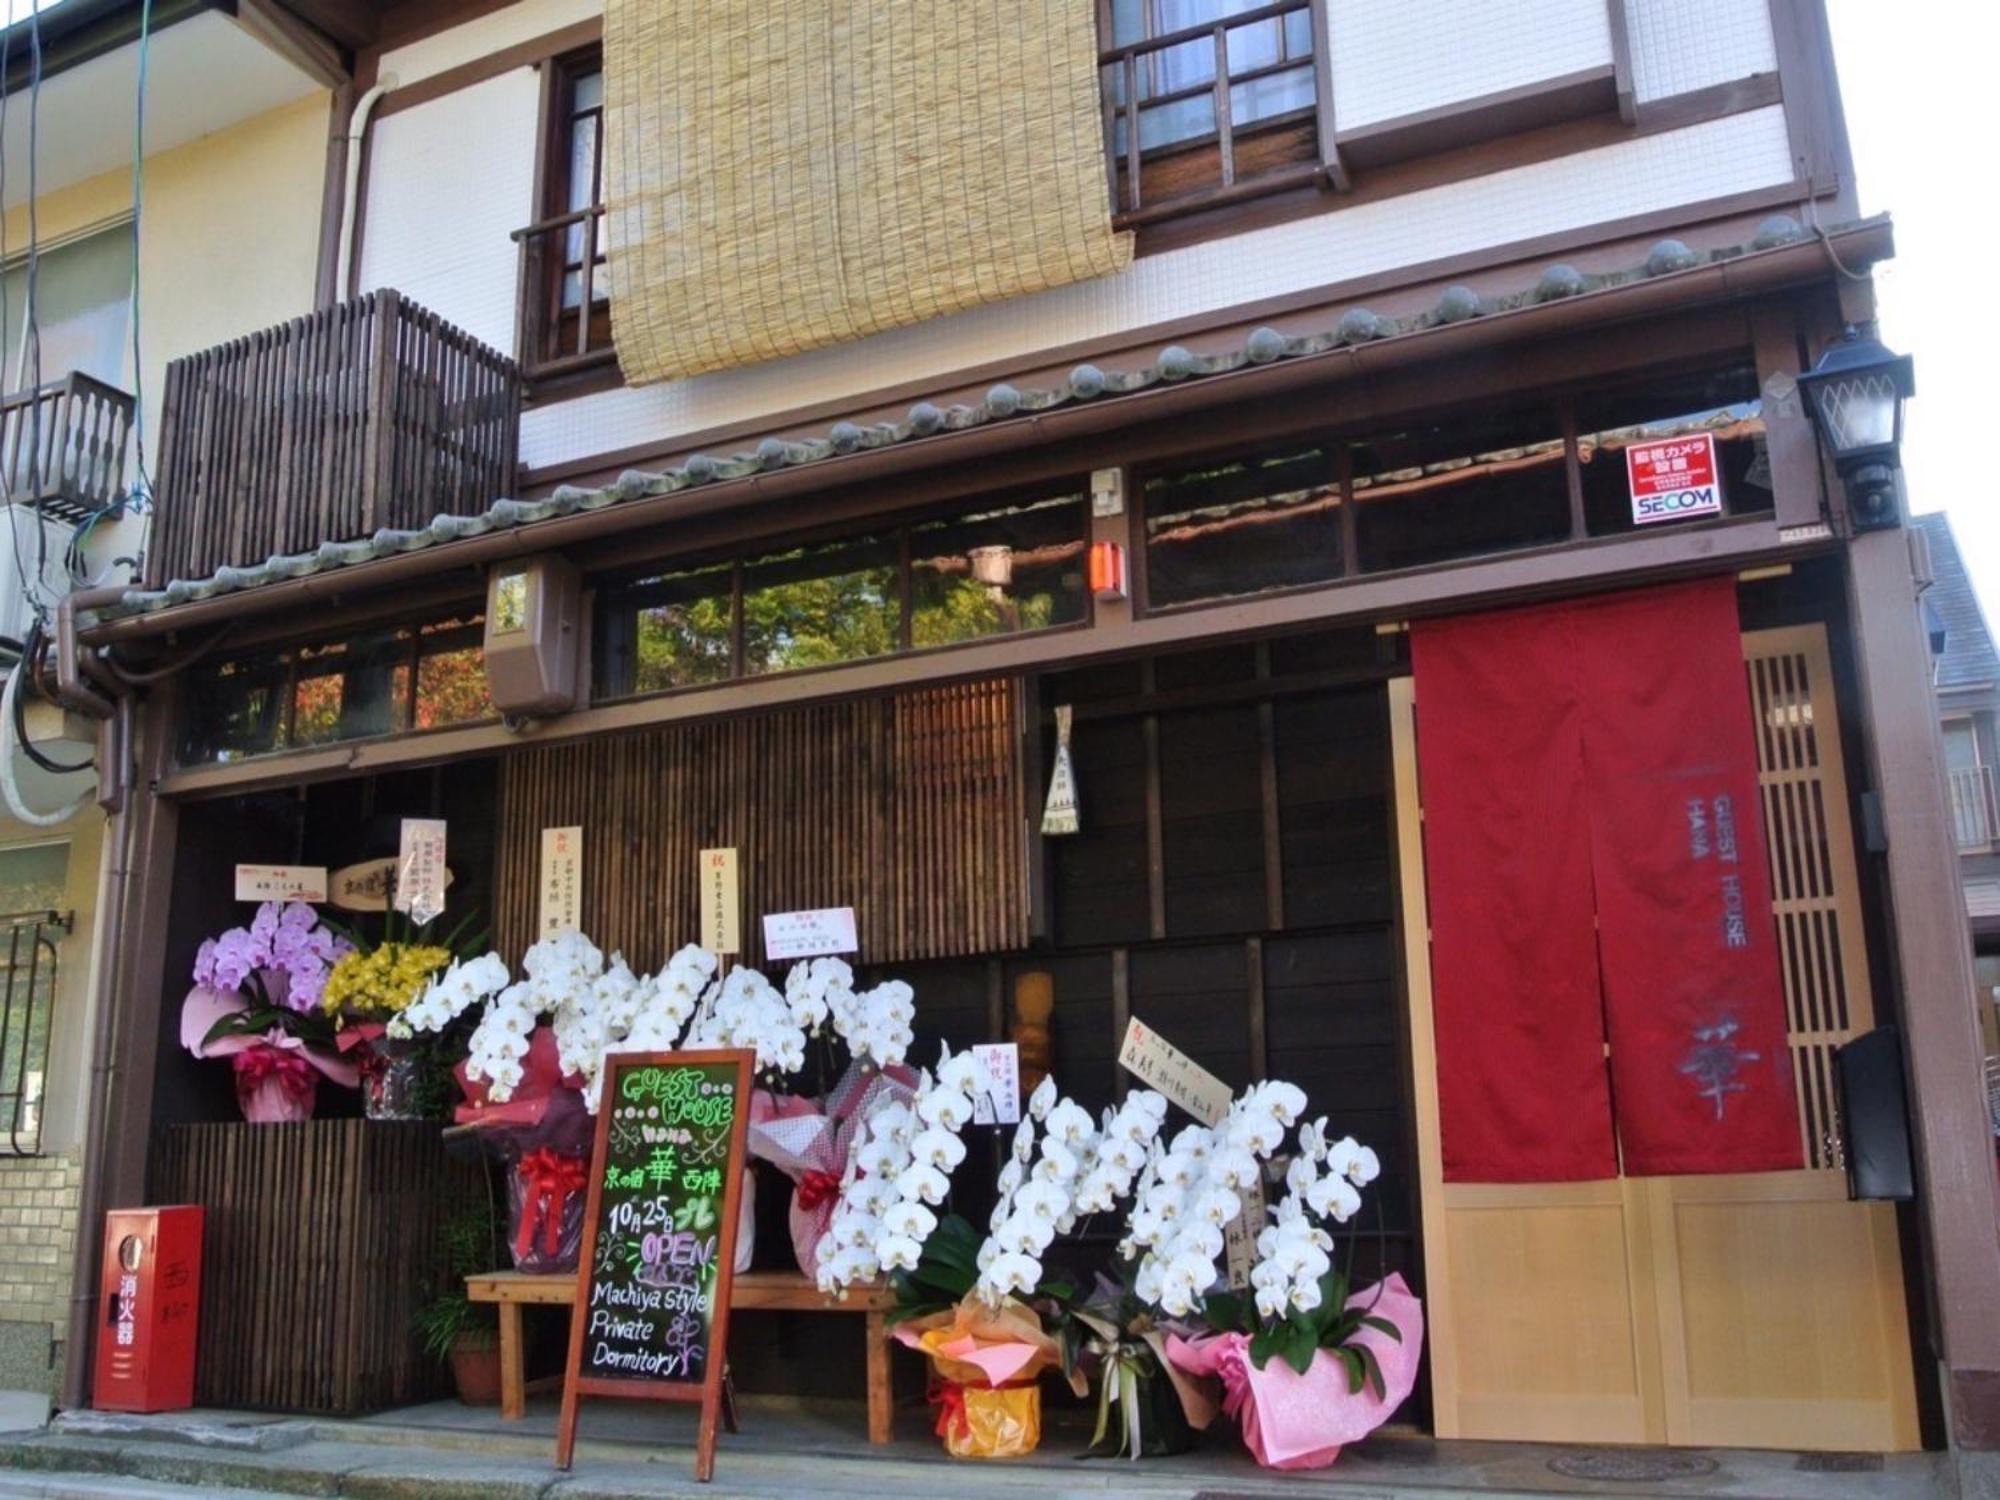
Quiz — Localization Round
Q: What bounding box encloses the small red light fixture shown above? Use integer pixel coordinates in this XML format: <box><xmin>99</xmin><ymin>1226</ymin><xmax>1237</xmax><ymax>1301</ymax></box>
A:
<box><xmin>1088</xmin><ymin>541</ymin><xmax>1127</xmax><ymax>601</ymax></box>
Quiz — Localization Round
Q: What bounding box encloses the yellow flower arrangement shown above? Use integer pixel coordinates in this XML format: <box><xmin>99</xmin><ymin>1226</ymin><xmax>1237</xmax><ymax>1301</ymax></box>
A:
<box><xmin>321</xmin><ymin>942</ymin><xmax>452</xmax><ymax>1020</ymax></box>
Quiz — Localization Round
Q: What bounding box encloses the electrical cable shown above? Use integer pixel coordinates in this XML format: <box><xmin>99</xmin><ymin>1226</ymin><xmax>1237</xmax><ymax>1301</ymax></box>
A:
<box><xmin>95</xmin><ymin>617</ymin><xmax>234</xmax><ymax>686</ymax></box>
<box><xmin>25</xmin><ymin>0</ymin><xmax>48</xmax><ymax>598</ymax></box>
<box><xmin>10</xmin><ymin>618</ymin><xmax>88</xmax><ymax>775</ymax></box>
<box><xmin>1</xmin><ymin>644</ymin><xmax>91</xmax><ymax>826</ymax></box>
<box><xmin>0</xmin><ymin>15</ymin><xmax>45</xmax><ymax>617</ymax></box>
<box><xmin>124</xmin><ymin>0</ymin><xmax>155</xmax><ymax>521</ymax></box>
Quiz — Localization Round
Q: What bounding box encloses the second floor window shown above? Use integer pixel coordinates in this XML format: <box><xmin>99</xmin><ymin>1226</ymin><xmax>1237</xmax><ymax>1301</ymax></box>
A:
<box><xmin>516</xmin><ymin>51</ymin><xmax>612</xmax><ymax>381</ymax></box>
<box><xmin>1100</xmin><ymin>0</ymin><xmax>1328</xmax><ymax>224</ymax></box>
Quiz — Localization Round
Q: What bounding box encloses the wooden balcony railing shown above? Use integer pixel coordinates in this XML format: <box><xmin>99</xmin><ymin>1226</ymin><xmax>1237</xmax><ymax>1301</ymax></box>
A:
<box><xmin>1100</xmin><ymin>0</ymin><xmax>1327</xmax><ymax>226</ymax></box>
<box><xmin>0</xmin><ymin>371</ymin><xmax>135</xmax><ymax>522</ymax></box>
<box><xmin>1951</xmin><ymin>765</ymin><xmax>1999</xmax><ymax>850</ymax></box>
<box><xmin>513</xmin><ymin>202</ymin><xmax>614</xmax><ymax>381</ymax></box>
<box><xmin>149</xmin><ymin>290</ymin><xmax>521</xmax><ymax>589</ymax></box>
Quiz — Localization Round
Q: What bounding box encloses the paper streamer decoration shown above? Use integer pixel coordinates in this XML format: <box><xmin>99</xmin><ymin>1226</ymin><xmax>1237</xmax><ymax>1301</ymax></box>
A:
<box><xmin>1042</xmin><ymin>704</ymin><xmax>1079</xmax><ymax>836</ymax></box>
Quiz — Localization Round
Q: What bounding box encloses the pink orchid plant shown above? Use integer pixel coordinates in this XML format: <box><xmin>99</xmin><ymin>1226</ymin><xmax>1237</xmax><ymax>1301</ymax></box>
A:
<box><xmin>181</xmin><ymin>901</ymin><xmax>360</xmax><ymax>1120</ymax></box>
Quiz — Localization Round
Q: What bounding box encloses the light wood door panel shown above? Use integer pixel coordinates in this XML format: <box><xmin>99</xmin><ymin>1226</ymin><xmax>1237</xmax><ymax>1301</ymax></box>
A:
<box><xmin>1392</xmin><ymin>624</ymin><xmax>1919</xmax><ymax>1452</ymax></box>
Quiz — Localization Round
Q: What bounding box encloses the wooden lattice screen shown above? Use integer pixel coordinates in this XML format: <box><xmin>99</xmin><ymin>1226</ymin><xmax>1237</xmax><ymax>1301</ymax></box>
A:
<box><xmin>149</xmin><ymin>290</ymin><xmax>521</xmax><ymax>588</ymax></box>
<box><xmin>1744</xmin><ymin>624</ymin><xmax>1877</xmax><ymax>1172</ymax></box>
<box><xmin>492</xmin><ymin>679</ymin><xmax>1029</xmax><ymax>970</ymax></box>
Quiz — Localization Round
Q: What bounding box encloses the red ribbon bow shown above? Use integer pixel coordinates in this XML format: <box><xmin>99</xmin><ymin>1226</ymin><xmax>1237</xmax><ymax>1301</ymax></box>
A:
<box><xmin>515</xmin><ymin>1148</ymin><xmax>588</xmax><ymax>1261</ymax></box>
<box><xmin>795</xmin><ymin>1168</ymin><xmax>841</xmax><ymax>1213</ymax></box>
<box><xmin>929</xmin><ymin>1380</ymin><xmax>971</xmax><ymax>1441</ymax></box>
<box><xmin>232</xmin><ymin>1045</ymin><xmax>315</xmax><ymax>1106</ymax></box>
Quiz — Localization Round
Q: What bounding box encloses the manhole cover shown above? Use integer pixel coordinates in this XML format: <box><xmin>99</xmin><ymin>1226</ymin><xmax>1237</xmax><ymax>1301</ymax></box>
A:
<box><xmin>1797</xmin><ymin>1452</ymin><xmax>1884</xmax><ymax>1473</ymax></box>
<box><xmin>1548</xmin><ymin>1450</ymin><xmax>1721</xmax><ymax>1482</ymax></box>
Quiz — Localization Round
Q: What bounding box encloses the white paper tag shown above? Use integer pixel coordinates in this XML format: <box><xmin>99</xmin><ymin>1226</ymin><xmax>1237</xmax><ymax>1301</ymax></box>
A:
<box><xmin>1117</xmin><ymin>1018</ymin><xmax>1232</xmax><ymax>1125</ymax></box>
<box><xmin>538</xmin><ymin>826</ymin><xmax>583</xmax><ymax>937</ymax></box>
<box><xmin>234</xmin><ymin>864</ymin><xmax>327</xmax><ymax>903</ymax></box>
<box><xmin>700</xmin><ymin>848</ymin><xmax>740</xmax><ymax>955</ymax></box>
<box><xmin>1224</xmin><ymin>1174</ymin><xmax>1267</xmax><ymax>1289</ymax></box>
<box><xmin>395</xmin><ymin>818</ymin><xmax>449</xmax><ymax>926</ymax></box>
<box><xmin>762</xmin><ymin>907</ymin><xmax>858</xmax><ymax>962</ymax></box>
<box><xmin>971</xmin><ymin>1043</ymin><xmax>1022</xmax><ymax>1126</ymax></box>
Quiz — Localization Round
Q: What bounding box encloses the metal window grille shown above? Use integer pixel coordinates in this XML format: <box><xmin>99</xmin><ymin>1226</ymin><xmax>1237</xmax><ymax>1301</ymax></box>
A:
<box><xmin>0</xmin><ymin>909</ymin><xmax>72</xmax><ymax>1156</ymax></box>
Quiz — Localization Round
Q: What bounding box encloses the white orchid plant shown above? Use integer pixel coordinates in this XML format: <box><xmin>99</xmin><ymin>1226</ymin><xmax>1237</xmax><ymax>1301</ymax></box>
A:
<box><xmin>390</xmin><ymin>930</ymin><xmax>918</xmax><ymax>1110</ymax></box>
<box><xmin>814</xmin><ymin>1043</ymin><xmax>981</xmax><ymax>1292</ymax></box>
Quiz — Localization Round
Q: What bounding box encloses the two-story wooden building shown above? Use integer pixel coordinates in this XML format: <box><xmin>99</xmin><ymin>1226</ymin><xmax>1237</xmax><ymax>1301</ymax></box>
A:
<box><xmin>16</xmin><ymin>0</ymin><xmax>2000</xmax><ymax>1479</ymax></box>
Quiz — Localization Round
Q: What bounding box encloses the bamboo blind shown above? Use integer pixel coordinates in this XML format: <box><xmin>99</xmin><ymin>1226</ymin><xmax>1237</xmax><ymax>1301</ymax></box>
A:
<box><xmin>601</xmin><ymin>0</ymin><xmax>1132</xmax><ymax>384</ymax></box>
<box><xmin>493</xmin><ymin>679</ymin><xmax>1029</xmax><ymax>969</ymax></box>
<box><xmin>149</xmin><ymin>291</ymin><xmax>521</xmax><ymax>588</ymax></box>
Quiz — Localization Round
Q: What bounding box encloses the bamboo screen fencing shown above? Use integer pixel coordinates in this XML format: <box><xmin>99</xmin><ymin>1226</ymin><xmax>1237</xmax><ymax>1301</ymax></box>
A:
<box><xmin>148</xmin><ymin>290</ymin><xmax>521</xmax><ymax>588</ymax></box>
<box><xmin>153</xmin><ymin>1120</ymin><xmax>480</xmax><ymax>1415</ymax></box>
<box><xmin>493</xmin><ymin>679</ymin><xmax>1029</xmax><ymax>969</ymax></box>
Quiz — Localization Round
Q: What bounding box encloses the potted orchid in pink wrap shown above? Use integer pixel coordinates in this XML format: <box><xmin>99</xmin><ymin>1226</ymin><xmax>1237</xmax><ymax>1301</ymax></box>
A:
<box><xmin>180</xmin><ymin>901</ymin><xmax>361</xmax><ymax>1123</ymax></box>
<box><xmin>1144</xmin><ymin>1108</ymin><xmax>1424</xmax><ymax>1470</ymax></box>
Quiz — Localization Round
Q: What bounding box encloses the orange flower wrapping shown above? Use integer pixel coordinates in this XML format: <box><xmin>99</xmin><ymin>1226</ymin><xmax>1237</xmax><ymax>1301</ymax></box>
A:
<box><xmin>929</xmin><ymin>1379</ymin><xmax>1041</xmax><ymax>1460</ymax></box>
<box><xmin>892</xmin><ymin>1296</ymin><xmax>1082</xmax><ymax>1460</ymax></box>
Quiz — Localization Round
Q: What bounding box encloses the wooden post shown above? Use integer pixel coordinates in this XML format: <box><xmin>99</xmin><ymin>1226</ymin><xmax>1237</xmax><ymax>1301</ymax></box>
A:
<box><xmin>1844</xmin><ymin>518</ymin><xmax>2000</xmax><ymax>1449</ymax></box>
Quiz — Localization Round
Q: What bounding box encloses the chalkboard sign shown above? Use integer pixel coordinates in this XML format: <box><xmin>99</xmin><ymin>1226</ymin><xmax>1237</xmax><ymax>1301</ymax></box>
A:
<box><xmin>556</xmin><ymin>1049</ymin><xmax>753</xmax><ymax>1480</ymax></box>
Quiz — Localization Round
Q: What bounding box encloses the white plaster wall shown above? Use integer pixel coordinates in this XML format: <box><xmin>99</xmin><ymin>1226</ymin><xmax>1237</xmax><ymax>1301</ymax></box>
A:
<box><xmin>515</xmin><ymin>105</ymin><xmax>1794</xmax><ymax>470</ymax></box>
<box><xmin>1329</xmin><ymin>0</ymin><xmax>1614</xmax><ymax>130</ymax></box>
<box><xmin>353</xmin><ymin>1</ymin><xmax>1797</xmax><ymax>473</ymax></box>
<box><xmin>379</xmin><ymin>0</ymin><xmax>602</xmax><ymax>88</ymax></box>
<box><xmin>1626</xmin><ymin>0</ymin><xmax>1778</xmax><ymax>102</ymax></box>
<box><xmin>355</xmin><ymin>71</ymin><xmax>539</xmax><ymax>357</ymax></box>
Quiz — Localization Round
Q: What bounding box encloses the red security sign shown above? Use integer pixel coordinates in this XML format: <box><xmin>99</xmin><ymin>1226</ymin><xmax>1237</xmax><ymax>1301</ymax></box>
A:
<box><xmin>1627</xmin><ymin>431</ymin><xmax>1722</xmax><ymax>525</ymax></box>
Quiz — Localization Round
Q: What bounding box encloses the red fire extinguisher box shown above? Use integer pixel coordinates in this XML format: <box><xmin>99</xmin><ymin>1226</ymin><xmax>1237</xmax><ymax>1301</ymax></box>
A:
<box><xmin>92</xmin><ymin>1206</ymin><xmax>203</xmax><ymax>1413</ymax></box>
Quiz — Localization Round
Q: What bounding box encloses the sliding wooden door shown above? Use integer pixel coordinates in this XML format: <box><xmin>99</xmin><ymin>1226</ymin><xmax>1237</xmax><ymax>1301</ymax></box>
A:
<box><xmin>1392</xmin><ymin>624</ymin><xmax>1919</xmax><ymax>1451</ymax></box>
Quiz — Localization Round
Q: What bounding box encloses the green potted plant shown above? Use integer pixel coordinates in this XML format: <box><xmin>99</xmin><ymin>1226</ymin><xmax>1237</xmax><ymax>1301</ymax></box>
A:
<box><xmin>417</xmin><ymin>1203</ymin><xmax>503</xmax><ymax>1404</ymax></box>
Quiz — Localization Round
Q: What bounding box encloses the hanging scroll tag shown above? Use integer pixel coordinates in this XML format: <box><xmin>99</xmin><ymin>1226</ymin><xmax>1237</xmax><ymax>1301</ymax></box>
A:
<box><xmin>1042</xmin><ymin>703</ymin><xmax>1079</xmax><ymax>837</ymax></box>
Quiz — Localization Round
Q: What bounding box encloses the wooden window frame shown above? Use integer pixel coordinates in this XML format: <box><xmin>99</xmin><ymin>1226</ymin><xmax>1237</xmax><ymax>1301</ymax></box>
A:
<box><xmin>593</xmin><ymin>482</ymin><xmax>1097</xmax><ymax>704</ymax></box>
<box><xmin>1098</xmin><ymin>0</ymin><xmax>1343</xmax><ymax>228</ymax></box>
<box><xmin>1127</xmin><ymin>352</ymin><xmax>1770</xmax><ymax>618</ymax></box>
<box><xmin>514</xmin><ymin>44</ymin><xmax>616</xmax><ymax>392</ymax></box>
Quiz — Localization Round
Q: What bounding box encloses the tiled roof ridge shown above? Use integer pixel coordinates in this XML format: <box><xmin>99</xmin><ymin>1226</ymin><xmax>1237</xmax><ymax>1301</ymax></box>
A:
<box><xmin>108</xmin><ymin>218</ymin><xmax>1821</xmax><ymax>622</ymax></box>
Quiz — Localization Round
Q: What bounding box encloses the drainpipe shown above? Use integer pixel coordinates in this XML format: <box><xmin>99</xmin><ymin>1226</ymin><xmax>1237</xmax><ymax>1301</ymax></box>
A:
<box><xmin>333</xmin><ymin>75</ymin><xmax>398</xmax><ymax>301</ymax></box>
<box><xmin>49</xmin><ymin>588</ymin><xmax>137</xmax><ymax>1410</ymax></box>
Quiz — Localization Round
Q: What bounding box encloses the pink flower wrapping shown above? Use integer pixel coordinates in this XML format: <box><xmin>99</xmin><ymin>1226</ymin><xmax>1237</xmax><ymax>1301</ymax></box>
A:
<box><xmin>1165</xmin><ymin>1274</ymin><xmax>1424</xmax><ymax>1470</ymax></box>
<box><xmin>747</xmin><ymin>1060</ymin><xmax>917</xmax><ymax>1275</ymax></box>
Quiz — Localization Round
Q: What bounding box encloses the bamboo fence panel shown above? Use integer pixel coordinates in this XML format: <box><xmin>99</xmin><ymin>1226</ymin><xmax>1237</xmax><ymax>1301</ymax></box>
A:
<box><xmin>152</xmin><ymin>1120</ymin><xmax>482</xmax><ymax>1415</ymax></box>
<box><xmin>492</xmin><ymin>679</ymin><xmax>1028</xmax><ymax>969</ymax></box>
<box><xmin>148</xmin><ymin>290</ymin><xmax>521</xmax><ymax>588</ymax></box>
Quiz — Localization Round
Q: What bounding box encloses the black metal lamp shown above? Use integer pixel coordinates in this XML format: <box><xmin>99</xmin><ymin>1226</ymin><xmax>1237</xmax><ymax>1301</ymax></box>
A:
<box><xmin>1796</xmin><ymin>325</ymin><xmax>1915</xmax><ymax>531</ymax></box>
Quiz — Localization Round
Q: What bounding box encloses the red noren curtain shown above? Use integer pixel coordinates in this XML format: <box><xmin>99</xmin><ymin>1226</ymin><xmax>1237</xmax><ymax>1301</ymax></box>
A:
<box><xmin>1412</xmin><ymin>577</ymin><xmax>1800</xmax><ymax>1182</ymax></box>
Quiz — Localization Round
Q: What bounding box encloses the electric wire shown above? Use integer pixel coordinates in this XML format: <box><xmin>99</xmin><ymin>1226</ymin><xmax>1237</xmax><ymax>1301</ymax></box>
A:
<box><xmin>125</xmin><ymin>0</ymin><xmax>154</xmax><ymax>522</ymax></box>
<box><xmin>11</xmin><ymin>617</ymin><xmax>87</xmax><ymax>775</ymax></box>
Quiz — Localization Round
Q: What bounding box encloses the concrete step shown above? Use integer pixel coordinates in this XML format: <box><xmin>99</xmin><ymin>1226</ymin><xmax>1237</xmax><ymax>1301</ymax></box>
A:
<box><xmin>0</xmin><ymin>1474</ymin><xmax>306</xmax><ymax>1500</ymax></box>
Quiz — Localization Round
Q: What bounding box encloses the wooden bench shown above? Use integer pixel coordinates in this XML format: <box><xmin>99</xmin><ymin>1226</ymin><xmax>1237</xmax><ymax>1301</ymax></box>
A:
<box><xmin>465</xmin><ymin>1269</ymin><xmax>897</xmax><ymax>1442</ymax></box>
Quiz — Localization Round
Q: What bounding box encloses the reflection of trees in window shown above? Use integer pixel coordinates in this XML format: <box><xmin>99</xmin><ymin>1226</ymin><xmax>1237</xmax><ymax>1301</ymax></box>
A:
<box><xmin>910</xmin><ymin>493</ymin><xmax>1087</xmax><ymax>646</ymax></box>
<box><xmin>596</xmin><ymin>493</ymin><xmax>1090</xmax><ymax>700</ymax></box>
<box><xmin>415</xmin><ymin>647</ymin><xmax>494</xmax><ymax>729</ymax></box>
<box><xmin>180</xmin><ymin>613</ymin><xmax>495</xmax><ymax>766</ymax></box>
<box><xmin>742</xmin><ymin>537</ymin><xmax>900</xmax><ymax>675</ymax></box>
<box><xmin>623</xmin><ymin>563</ymin><xmax>734</xmax><ymax>693</ymax></box>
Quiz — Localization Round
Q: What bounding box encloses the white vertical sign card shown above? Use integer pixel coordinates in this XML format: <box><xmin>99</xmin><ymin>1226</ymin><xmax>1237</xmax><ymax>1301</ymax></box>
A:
<box><xmin>539</xmin><ymin>826</ymin><xmax>583</xmax><ymax>937</ymax></box>
<box><xmin>396</xmin><ymin>818</ymin><xmax>449</xmax><ymax>925</ymax></box>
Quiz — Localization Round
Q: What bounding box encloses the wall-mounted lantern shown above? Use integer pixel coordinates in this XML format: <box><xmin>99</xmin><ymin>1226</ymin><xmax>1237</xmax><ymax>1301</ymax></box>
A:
<box><xmin>1796</xmin><ymin>325</ymin><xmax>1915</xmax><ymax>532</ymax></box>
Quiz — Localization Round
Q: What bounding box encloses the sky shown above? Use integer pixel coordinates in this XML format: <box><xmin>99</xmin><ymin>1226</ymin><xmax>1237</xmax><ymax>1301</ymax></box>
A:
<box><xmin>1825</xmin><ymin>3</ymin><xmax>1999</xmax><ymax>620</ymax></box>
